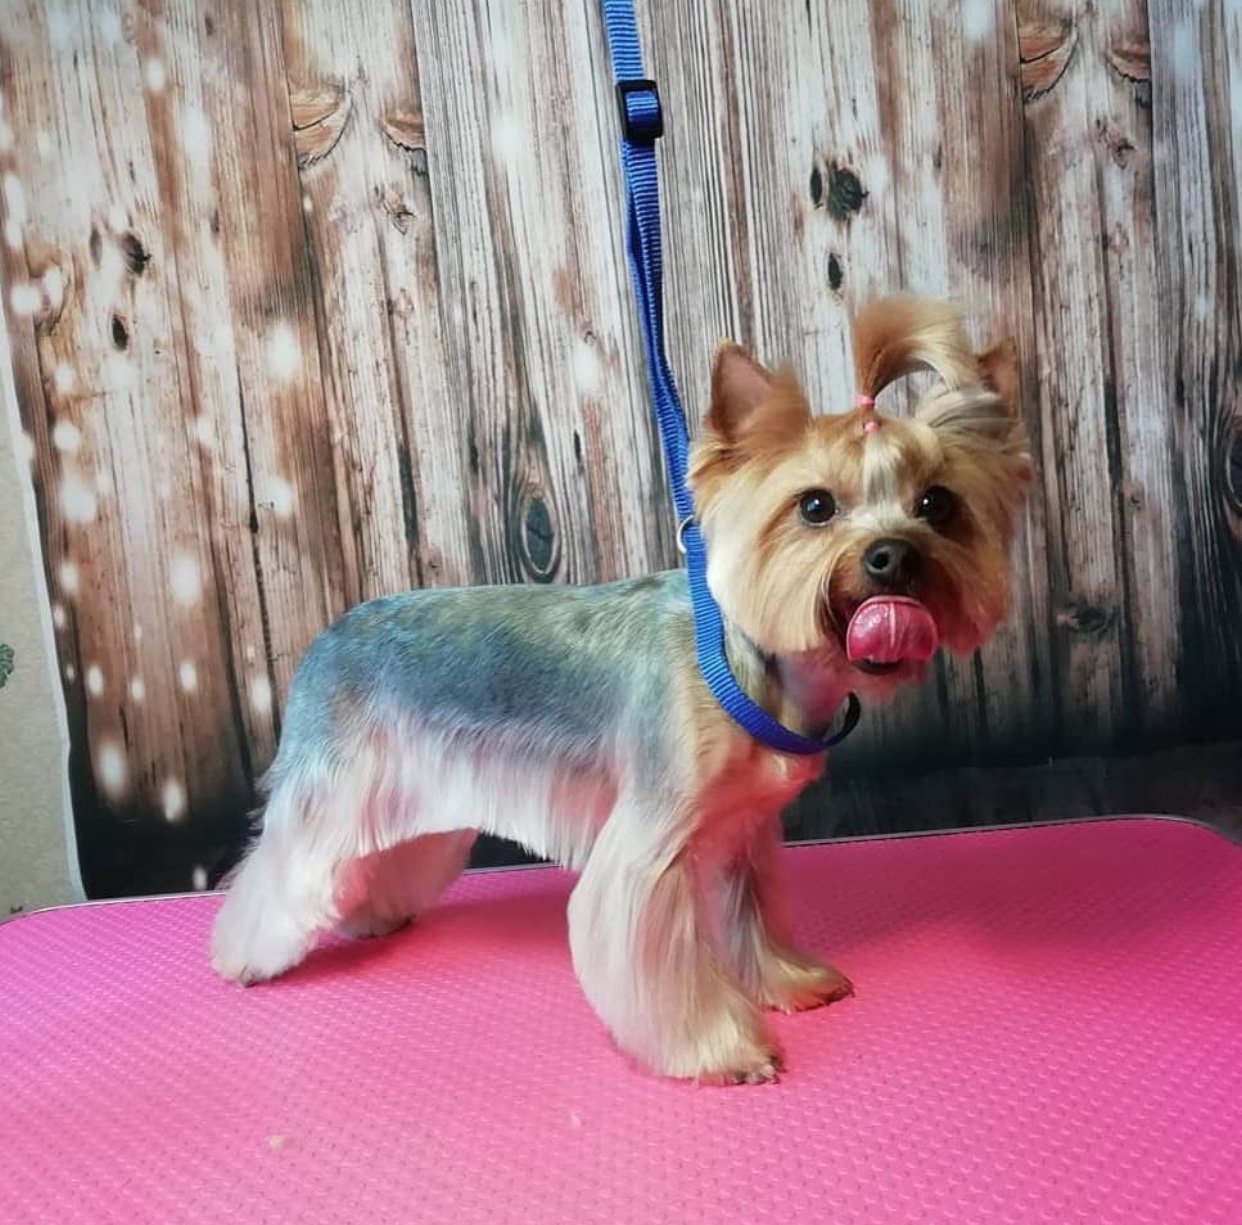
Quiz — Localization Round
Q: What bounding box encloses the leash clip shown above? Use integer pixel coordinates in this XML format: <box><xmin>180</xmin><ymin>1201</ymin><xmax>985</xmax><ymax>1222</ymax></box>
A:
<box><xmin>675</xmin><ymin>514</ymin><xmax>695</xmax><ymax>556</ymax></box>
<box><xmin>615</xmin><ymin>78</ymin><xmax>664</xmax><ymax>143</ymax></box>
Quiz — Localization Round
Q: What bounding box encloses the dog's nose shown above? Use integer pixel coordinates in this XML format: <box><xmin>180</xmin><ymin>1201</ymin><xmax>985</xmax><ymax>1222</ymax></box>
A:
<box><xmin>862</xmin><ymin>538</ymin><xmax>917</xmax><ymax>587</ymax></box>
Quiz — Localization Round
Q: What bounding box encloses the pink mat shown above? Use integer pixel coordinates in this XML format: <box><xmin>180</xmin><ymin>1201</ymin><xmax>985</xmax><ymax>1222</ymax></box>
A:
<box><xmin>2</xmin><ymin>817</ymin><xmax>1240</xmax><ymax>1224</ymax></box>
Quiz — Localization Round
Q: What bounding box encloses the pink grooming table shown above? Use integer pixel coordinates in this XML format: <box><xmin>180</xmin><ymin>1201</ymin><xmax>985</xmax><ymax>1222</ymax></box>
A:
<box><xmin>2</xmin><ymin>817</ymin><xmax>1240</xmax><ymax>1224</ymax></box>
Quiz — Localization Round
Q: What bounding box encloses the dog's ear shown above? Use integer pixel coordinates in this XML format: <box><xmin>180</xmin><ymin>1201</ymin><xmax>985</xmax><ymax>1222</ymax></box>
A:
<box><xmin>976</xmin><ymin>338</ymin><xmax>1020</xmax><ymax>415</ymax></box>
<box><xmin>707</xmin><ymin>343</ymin><xmax>809</xmax><ymax>445</ymax></box>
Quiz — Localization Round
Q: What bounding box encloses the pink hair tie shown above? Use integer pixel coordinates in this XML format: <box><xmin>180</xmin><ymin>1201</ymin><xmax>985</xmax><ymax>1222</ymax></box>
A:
<box><xmin>855</xmin><ymin>394</ymin><xmax>875</xmax><ymax>408</ymax></box>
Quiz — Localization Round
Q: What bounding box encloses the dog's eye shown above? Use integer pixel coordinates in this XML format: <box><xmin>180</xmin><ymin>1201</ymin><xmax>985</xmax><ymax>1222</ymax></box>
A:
<box><xmin>916</xmin><ymin>485</ymin><xmax>955</xmax><ymax>527</ymax></box>
<box><xmin>797</xmin><ymin>489</ymin><xmax>837</xmax><ymax>526</ymax></box>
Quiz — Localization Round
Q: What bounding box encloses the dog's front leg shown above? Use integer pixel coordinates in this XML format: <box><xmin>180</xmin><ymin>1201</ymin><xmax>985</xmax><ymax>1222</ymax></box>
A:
<box><xmin>721</xmin><ymin>818</ymin><xmax>853</xmax><ymax>1013</ymax></box>
<box><xmin>566</xmin><ymin>802</ymin><xmax>779</xmax><ymax>1084</ymax></box>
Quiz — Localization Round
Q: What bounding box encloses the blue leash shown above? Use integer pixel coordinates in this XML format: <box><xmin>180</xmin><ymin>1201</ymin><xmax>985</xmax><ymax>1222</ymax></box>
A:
<box><xmin>599</xmin><ymin>0</ymin><xmax>860</xmax><ymax>755</ymax></box>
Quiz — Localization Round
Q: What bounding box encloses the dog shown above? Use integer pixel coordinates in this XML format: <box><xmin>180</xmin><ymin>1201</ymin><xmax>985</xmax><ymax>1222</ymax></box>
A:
<box><xmin>211</xmin><ymin>296</ymin><xmax>1032</xmax><ymax>1084</ymax></box>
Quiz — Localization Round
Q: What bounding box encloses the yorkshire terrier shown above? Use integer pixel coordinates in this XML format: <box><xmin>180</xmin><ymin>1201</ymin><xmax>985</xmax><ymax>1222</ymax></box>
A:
<box><xmin>212</xmin><ymin>296</ymin><xmax>1032</xmax><ymax>1083</ymax></box>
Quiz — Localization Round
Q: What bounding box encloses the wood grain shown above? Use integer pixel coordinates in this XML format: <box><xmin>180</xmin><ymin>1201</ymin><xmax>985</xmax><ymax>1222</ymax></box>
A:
<box><xmin>0</xmin><ymin>0</ymin><xmax>1238</xmax><ymax>892</ymax></box>
<box><xmin>1149</xmin><ymin>0</ymin><xmax>1242</xmax><ymax>737</ymax></box>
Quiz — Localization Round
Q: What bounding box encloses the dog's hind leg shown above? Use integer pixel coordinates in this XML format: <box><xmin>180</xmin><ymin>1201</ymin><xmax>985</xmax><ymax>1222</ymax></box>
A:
<box><xmin>212</xmin><ymin>763</ymin><xmax>374</xmax><ymax>985</ymax></box>
<box><xmin>337</xmin><ymin>830</ymin><xmax>477</xmax><ymax>939</ymax></box>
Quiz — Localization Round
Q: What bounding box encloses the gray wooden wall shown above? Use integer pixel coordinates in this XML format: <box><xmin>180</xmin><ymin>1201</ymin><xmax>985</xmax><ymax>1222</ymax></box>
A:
<box><xmin>1</xmin><ymin>0</ymin><xmax>1239</xmax><ymax>894</ymax></box>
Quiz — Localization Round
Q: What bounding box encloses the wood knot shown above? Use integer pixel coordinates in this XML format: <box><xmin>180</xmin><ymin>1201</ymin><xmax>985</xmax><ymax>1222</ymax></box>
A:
<box><xmin>381</xmin><ymin>110</ymin><xmax>427</xmax><ymax>155</ymax></box>
<box><xmin>824</xmin><ymin>162</ymin><xmax>867</xmax><ymax>222</ymax></box>
<box><xmin>827</xmin><ymin>252</ymin><xmax>844</xmax><ymax>293</ymax></box>
<box><xmin>520</xmin><ymin>492</ymin><xmax>558</xmax><ymax>581</ymax></box>
<box><xmin>1018</xmin><ymin>20</ymin><xmax>1078</xmax><ymax>102</ymax></box>
<box><xmin>1055</xmin><ymin>602</ymin><xmax>1115</xmax><ymax>636</ymax></box>
<box><xmin>1106</xmin><ymin>41</ymin><xmax>1151</xmax><ymax>101</ymax></box>
<box><xmin>377</xmin><ymin>184</ymin><xmax>416</xmax><ymax>233</ymax></box>
<box><xmin>290</xmin><ymin>85</ymin><xmax>352</xmax><ymax>167</ymax></box>
<box><xmin>1224</xmin><ymin>416</ymin><xmax>1242</xmax><ymax>541</ymax></box>
<box><xmin>1097</xmin><ymin>119</ymin><xmax>1137</xmax><ymax>170</ymax></box>
<box><xmin>118</xmin><ymin>231</ymin><xmax>151</xmax><ymax>275</ymax></box>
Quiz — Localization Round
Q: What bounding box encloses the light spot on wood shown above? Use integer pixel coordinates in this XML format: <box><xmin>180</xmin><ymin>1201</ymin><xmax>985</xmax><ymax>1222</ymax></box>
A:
<box><xmin>96</xmin><ymin>741</ymin><xmax>128</xmax><ymax>798</ymax></box>
<box><xmin>572</xmin><ymin>336</ymin><xmax>602</xmax><ymax>395</ymax></box>
<box><xmin>97</xmin><ymin>7</ymin><xmax>122</xmax><ymax>45</ymax></box>
<box><xmin>95</xmin><ymin>470</ymin><xmax>114</xmax><ymax>498</ymax></box>
<box><xmin>106</xmin><ymin>203</ymin><xmax>129</xmax><ymax>234</ymax></box>
<box><xmin>130</xmin><ymin>677</ymin><xmax>145</xmax><ymax>702</ymax></box>
<box><xmin>86</xmin><ymin>663</ymin><xmax>104</xmax><ymax>697</ymax></box>
<box><xmin>491</xmin><ymin>111</ymin><xmax>523</xmax><ymax>162</ymax></box>
<box><xmin>133</xmin><ymin>622</ymin><xmax>144</xmax><ymax>643</ymax></box>
<box><xmin>9</xmin><ymin>283</ymin><xmax>40</xmax><ymax>316</ymax></box>
<box><xmin>54</xmin><ymin>363</ymin><xmax>76</xmax><ymax>394</ymax></box>
<box><xmin>64</xmin><ymin>663</ymin><xmax>76</xmax><ymax>682</ymax></box>
<box><xmin>263</xmin><ymin>474</ymin><xmax>297</xmax><ymax>519</ymax></box>
<box><xmin>1193</xmin><ymin>295</ymin><xmax>1211</xmax><ymax>321</ymax></box>
<box><xmin>290</xmin><ymin>85</ymin><xmax>351</xmax><ymax>166</ymax></box>
<box><xmin>46</xmin><ymin>8</ymin><xmax>73</xmax><ymax>50</ymax></box>
<box><xmin>178</xmin><ymin>660</ymin><xmax>198</xmax><ymax>693</ymax></box>
<box><xmin>961</xmin><ymin>0</ymin><xmax>994</xmax><ymax>43</ymax></box>
<box><xmin>35</xmin><ymin>130</ymin><xmax>53</xmax><ymax>160</ymax></box>
<box><xmin>302</xmin><ymin>194</ymin><xmax>313</xmax><ymax>216</ymax></box>
<box><xmin>51</xmin><ymin>603</ymin><xmax>66</xmax><ymax>630</ymax></box>
<box><xmin>265</xmin><ymin>323</ymin><xmax>301</xmax><ymax>383</ymax></box>
<box><xmin>42</xmin><ymin>266</ymin><xmax>66</xmax><ymax>313</ymax></box>
<box><xmin>60</xmin><ymin>471</ymin><xmax>99</xmax><ymax>523</ymax></box>
<box><xmin>2</xmin><ymin>174</ymin><xmax>25</xmax><ymax>249</ymax></box>
<box><xmin>169</xmin><ymin>551</ymin><xmax>203</xmax><ymax>606</ymax></box>
<box><xmin>104</xmin><ymin>352</ymin><xmax>135</xmax><ymax>390</ymax></box>
<box><xmin>249</xmin><ymin>673</ymin><xmax>272</xmax><ymax>716</ymax></box>
<box><xmin>191</xmin><ymin>866</ymin><xmax>208</xmax><ymax>891</ymax></box>
<box><xmin>189</xmin><ymin>415</ymin><xmax>215</xmax><ymax>450</ymax></box>
<box><xmin>52</xmin><ymin>419</ymin><xmax>82</xmax><ymax>453</ymax></box>
<box><xmin>244</xmin><ymin>645</ymin><xmax>256</xmax><ymax>663</ymax></box>
<box><xmin>143</xmin><ymin>58</ymin><xmax>167</xmax><ymax>93</ymax></box>
<box><xmin>58</xmin><ymin>560</ymin><xmax>80</xmax><ymax>596</ymax></box>
<box><xmin>182</xmin><ymin>105</ymin><xmax>212</xmax><ymax>162</ymax></box>
<box><xmin>162</xmin><ymin>778</ymin><xmax>187</xmax><ymax>822</ymax></box>
<box><xmin>1170</xmin><ymin>22</ymin><xmax>1198</xmax><ymax>84</ymax></box>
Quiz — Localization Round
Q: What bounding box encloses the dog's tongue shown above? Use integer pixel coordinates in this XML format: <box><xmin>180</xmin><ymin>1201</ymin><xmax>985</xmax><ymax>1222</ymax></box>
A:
<box><xmin>845</xmin><ymin>596</ymin><xmax>939</xmax><ymax>665</ymax></box>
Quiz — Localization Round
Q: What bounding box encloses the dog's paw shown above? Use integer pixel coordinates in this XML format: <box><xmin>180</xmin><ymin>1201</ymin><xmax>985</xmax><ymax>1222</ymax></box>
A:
<box><xmin>760</xmin><ymin>956</ymin><xmax>854</xmax><ymax>1014</ymax></box>
<box><xmin>694</xmin><ymin>1036</ymin><xmax>785</xmax><ymax>1086</ymax></box>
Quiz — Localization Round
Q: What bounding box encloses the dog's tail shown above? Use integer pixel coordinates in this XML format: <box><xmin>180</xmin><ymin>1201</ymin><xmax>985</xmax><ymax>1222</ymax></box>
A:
<box><xmin>852</xmin><ymin>296</ymin><xmax>980</xmax><ymax>399</ymax></box>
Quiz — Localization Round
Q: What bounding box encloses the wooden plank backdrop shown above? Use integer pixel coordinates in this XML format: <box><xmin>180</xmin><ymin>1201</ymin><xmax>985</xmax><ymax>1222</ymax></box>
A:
<box><xmin>0</xmin><ymin>0</ymin><xmax>1238</xmax><ymax>895</ymax></box>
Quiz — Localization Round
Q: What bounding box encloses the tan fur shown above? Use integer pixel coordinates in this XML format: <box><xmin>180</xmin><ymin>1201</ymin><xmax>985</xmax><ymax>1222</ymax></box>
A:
<box><xmin>692</xmin><ymin>295</ymin><xmax>1032</xmax><ymax>663</ymax></box>
<box><xmin>851</xmin><ymin>295</ymin><xmax>982</xmax><ymax>398</ymax></box>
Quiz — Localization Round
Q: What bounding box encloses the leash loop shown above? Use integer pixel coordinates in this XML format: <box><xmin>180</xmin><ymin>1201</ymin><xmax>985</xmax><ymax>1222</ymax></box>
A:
<box><xmin>598</xmin><ymin>0</ymin><xmax>859</xmax><ymax>754</ymax></box>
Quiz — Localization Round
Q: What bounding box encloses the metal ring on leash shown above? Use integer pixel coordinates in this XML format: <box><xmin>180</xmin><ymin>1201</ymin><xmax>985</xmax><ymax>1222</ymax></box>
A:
<box><xmin>675</xmin><ymin>515</ymin><xmax>695</xmax><ymax>556</ymax></box>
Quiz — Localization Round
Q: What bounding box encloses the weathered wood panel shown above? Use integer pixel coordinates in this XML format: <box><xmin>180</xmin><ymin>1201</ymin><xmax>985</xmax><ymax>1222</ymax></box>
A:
<box><xmin>1149</xmin><ymin>0</ymin><xmax>1242</xmax><ymax>737</ymax></box>
<box><xmin>0</xmin><ymin>0</ymin><xmax>1238</xmax><ymax>894</ymax></box>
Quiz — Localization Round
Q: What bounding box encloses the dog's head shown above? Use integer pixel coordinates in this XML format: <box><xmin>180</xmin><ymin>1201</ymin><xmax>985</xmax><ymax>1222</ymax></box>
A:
<box><xmin>687</xmin><ymin>296</ymin><xmax>1032</xmax><ymax>699</ymax></box>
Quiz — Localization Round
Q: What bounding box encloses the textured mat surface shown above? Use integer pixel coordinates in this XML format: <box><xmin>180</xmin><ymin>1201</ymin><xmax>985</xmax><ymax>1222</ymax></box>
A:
<box><xmin>2</xmin><ymin>817</ymin><xmax>1240</xmax><ymax>1225</ymax></box>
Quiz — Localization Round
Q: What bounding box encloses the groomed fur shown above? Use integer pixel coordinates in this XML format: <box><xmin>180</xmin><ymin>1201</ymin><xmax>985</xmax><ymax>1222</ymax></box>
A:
<box><xmin>212</xmin><ymin>295</ymin><xmax>1031</xmax><ymax>1085</ymax></box>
